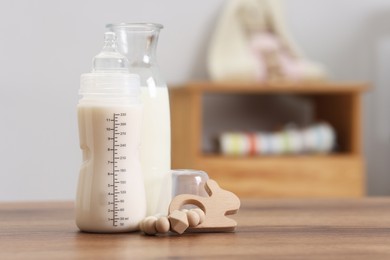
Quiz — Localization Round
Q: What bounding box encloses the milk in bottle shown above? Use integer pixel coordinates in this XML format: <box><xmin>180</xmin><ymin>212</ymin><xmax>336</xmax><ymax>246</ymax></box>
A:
<box><xmin>76</xmin><ymin>32</ymin><xmax>146</xmax><ymax>233</ymax></box>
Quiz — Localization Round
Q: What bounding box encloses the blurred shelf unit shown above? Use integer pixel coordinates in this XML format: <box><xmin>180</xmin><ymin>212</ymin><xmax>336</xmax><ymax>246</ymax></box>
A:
<box><xmin>170</xmin><ymin>81</ymin><xmax>370</xmax><ymax>198</ymax></box>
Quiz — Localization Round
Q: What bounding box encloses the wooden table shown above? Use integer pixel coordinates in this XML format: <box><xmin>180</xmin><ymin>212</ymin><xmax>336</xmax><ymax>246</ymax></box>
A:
<box><xmin>1</xmin><ymin>199</ymin><xmax>390</xmax><ymax>259</ymax></box>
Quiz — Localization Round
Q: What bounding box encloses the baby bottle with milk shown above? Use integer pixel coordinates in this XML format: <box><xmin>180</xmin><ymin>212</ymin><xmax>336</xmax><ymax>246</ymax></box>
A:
<box><xmin>107</xmin><ymin>23</ymin><xmax>171</xmax><ymax>215</ymax></box>
<box><xmin>75</xmin><ymin>32</ymin><xmax>146</xmax><ymax>233</ymax></box>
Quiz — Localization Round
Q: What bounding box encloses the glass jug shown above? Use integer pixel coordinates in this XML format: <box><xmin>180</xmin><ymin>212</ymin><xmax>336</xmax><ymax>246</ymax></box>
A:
<box><xmin>106</xmin><ymin>23</ymin><xmax>171</xmax><ymax>215</ymax></box>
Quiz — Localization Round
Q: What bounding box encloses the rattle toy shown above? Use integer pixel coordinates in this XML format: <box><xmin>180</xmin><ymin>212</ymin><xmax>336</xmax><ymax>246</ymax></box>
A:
<box><xmin>140</xmin><ymin>179</ymin><xmax>240</xmax><ymax>235</ymax></box>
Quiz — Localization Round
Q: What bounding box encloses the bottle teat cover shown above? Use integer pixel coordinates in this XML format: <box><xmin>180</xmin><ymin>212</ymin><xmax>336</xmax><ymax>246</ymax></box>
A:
<box><xmin>92</xmin><ymin>32</ymin><xmax>129</xmax><ymax>72</ymax></box>
<box><xmin>80</xmin><ymin>32</ymin><xmax>140</xmax><ymax>96</ymax></box>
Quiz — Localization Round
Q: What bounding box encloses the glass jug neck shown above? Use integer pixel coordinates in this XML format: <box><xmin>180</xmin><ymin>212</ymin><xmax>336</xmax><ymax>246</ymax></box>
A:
<box><xmin>106</xmin><ymin>23</ymin><xmax>162</xmax><ymax>66</ymax></box>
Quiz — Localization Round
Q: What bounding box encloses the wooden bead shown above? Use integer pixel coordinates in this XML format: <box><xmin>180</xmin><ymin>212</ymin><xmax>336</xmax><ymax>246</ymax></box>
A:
<box><xmin>143</xmin><ymin>216</ymin><xmax>158</xmax><ymax>235</ymax></box>
<box><xmin>139</xmin><ymin>218</ymin><xmax>145</xmax><ymax>232</ymax></box>
<box><xmin>155</xmin><ymin>216</ymin><xmax>170</xmax><ymax>233</ymax></box>
<box><xmin>186</xmin><ymin>210</ymin><xmax>200</xmax><ymax>227</ymax></box>
<box><xmin>191</xmin><ymin>208</ymin><xmax>205</xmax><ymax>224</ymax></box>
<box><xmin>169</xmin><ymin>210</ymin><xmax>189</xmax><ymax>234</ymax></box>
<box><xmin>140</xmin><ymin>216</ymin><xmax>153</xmax><ymax>232</ymax></box>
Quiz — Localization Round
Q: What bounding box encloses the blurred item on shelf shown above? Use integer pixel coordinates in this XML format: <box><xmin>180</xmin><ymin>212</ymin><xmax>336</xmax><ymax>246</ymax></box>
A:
<box><xmin>220</xmin><ymin>123</ymin><xmax>335</xmax><ymax>156</ymax></box>
<box><xmin>208</xmin><ymin>0</ymin><xmax>327</xmax><ymax>83</ymax></box>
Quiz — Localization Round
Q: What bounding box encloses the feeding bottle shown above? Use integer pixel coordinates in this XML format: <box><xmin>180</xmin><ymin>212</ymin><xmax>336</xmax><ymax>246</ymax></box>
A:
<box><xmin>76</xmin><ymin>32</ymin><xmax>146</xmax><ymax>233</ymax></box>
<box><xmin>107</xmin><ymin>23</ymin><xmax>171</xmax><ymax>215</ymax></box>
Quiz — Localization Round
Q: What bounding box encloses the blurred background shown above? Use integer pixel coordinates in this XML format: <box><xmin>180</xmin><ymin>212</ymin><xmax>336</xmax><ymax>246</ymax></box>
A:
<box><xmin>0</xmin><ymin>0</ymin><xmax>389</xmax><ymax>200</ymax></box>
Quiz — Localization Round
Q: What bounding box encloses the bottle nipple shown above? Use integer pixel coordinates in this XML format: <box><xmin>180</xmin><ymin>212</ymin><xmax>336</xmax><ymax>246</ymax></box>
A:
<box><xmin>92</xmin><ymin>32</ymin><xmax>129</xmax><ymax>72</ymax></box>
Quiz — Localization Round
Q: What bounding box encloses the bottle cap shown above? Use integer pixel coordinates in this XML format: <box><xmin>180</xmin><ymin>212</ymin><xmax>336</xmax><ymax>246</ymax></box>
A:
<box><xmin>80</xmin><ymin>32</ymin><xmax>140</xmax><ymax>96</ymax></box>
<box><xmin>92</xmin><ymin>32</ymin><xmax>129</xmax><ymax>72</ymax></box>
<box><xmin>171</xmin><ymin>169</ymin><xmax>209</xmax><ymax>198</ymax></box>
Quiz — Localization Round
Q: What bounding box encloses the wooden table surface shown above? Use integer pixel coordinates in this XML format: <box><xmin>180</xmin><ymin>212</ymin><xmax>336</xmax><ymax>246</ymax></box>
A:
<box><xmin>1</xmin><ymin>198</ymin><xmax>390</xmax><ymax>259</ymax></box>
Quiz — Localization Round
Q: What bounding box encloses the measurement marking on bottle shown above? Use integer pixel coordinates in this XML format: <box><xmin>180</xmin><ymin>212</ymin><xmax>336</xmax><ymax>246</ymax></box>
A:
<box><xmin>112</xmin><ymin>113</ymin><xmax>117</xmax><ymax>226</ymax></box>
<box><xmin>106</xmin><ymin>112</ymin><xmax>128</xmax><ymax>227</ymax></box>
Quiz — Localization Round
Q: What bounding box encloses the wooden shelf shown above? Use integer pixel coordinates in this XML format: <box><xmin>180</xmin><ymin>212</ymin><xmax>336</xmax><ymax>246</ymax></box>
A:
<box><xmin>170</xmin><ymin>81</ymin><xmax>369</xmax><ymax>198</ymax></box>
<box><xmin>201</xmin><ymin>152</ymin><xmax>354</xmax><ymax>158</ymax></box>
<box><xmin>174</xmin><ymin>81</ymin><xmax>369</xmax><ymax>94</ymax></box>
<box><xmin>198</xmin><ymin>154</ymin><xmax>363</xmax><ymax>198</ymax></box>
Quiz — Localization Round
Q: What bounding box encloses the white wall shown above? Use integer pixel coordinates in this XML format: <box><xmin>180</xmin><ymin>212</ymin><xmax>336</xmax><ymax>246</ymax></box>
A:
<box><xmin>0</xmin><ymin>0</ymin><xmax>388</xmax><ymax>200</ymax></box>
<box><xmin>284</xmin><ymin>0</ymin><xmax>390</xmax><ymax>195</ymax></box>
